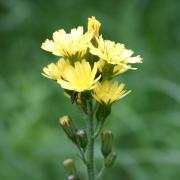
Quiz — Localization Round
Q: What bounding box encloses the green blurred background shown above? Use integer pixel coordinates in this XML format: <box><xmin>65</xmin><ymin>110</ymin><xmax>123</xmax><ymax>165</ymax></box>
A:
<box><xmin>0</xmin><ymin>0</ymin><xmax>180</xmax><ymax>179</ymax></box>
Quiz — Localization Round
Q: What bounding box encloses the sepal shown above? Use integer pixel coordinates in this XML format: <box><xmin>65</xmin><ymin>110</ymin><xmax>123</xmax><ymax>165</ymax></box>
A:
<box><xmin>96</xmin><ymin>103</ymin><xmax>111</xmax><ymax>122</ymax></box>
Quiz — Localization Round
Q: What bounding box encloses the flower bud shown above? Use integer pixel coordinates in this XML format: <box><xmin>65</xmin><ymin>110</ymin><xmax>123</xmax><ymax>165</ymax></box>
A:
<box><xmin>101</xmin><ymin>130</ymin><xmax>113</xmax><ymax>157</ymax></box>
<box><xmin>68</xmin><ymin>175</ymin><xmax>75</xmax><ymax>180</ymax></box>
<box><xmin>88</xmin><ymin>16</ymin><xmax>101</xmax><ymax>40</ymax></box>
<box><xmin>59</xmin><ymin>116</ymin><xmax>77</xmax><ymax>142</ymax></box>
<box><xmin>105</xmin><ymin>151</ymin><xmax>117</xmax><ymax>168</ymax></box>
<box><xmin>76</xmin><ymin>129</ymin><xmax>88</xmax><ymax>150</ymax></box>
<box><xmin>63</xmin><ymin>159</ymin><xmax>76</xmax><ymax>176</ymax></box>
<box><xmin>68</xmin><ymin>175</ymin><xmax>81</xmax><ymax>180</ymax></box>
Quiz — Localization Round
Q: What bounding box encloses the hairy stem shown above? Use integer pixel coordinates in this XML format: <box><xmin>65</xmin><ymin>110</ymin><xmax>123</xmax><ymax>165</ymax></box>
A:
<box><xmin>86</xmin><ymin>101</ymin><xmax>95</xmax><ymax>180</ymax></box>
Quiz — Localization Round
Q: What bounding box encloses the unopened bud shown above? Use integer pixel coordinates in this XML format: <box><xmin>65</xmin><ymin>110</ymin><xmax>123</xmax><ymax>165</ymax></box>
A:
<box><xmin>88</xmin><ymin>16</ymin><xmax>101</xmax><ymax>47</ymax></box>
<box><xmin>59</xmin><ymin>116</ymin><xmax>77</xmax><ymax>142</ymax></box>
<box><xmin>76</xmin><ymin>129</ymin><xmax>88</xmax><ymax>150</ymax></box>
<box><xmin>63</xmin><ymin>159</ymin><xmax>76</xmax><ymax>176</ymax></box>
<box><xmin>68</xmin><ymin>175</ymin><xmax>75</xmax><ymax>180</ymax></box>
<box><xmin>105</xmin><ymin>151</ymin><xmax>117</xmax><ymax>168</ymax></box>
<box><xmin>101</xmin><ymin>130</ymin><xmax>113</xmax><ymax>157</ymax></box>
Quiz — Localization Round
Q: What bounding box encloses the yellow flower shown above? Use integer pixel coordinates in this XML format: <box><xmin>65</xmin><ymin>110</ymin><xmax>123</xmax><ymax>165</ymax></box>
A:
<box><xmin>97</xmin><ymin>59</ymin><xmax>135</xmax><ymax>78</ymax></box>
<box><xmin>113</xmin><ymin>62</ymin><xmax>139</xmax><ymax>77</ymax></box>
<box><xmin>90</xmin><ymin>36</ymin><xmax>142</xmax><ymax>67</ymax></box>
<box><xmin>42</xmin><ymin>58</ymin><xmax>70</xmax><ymax>80</ymax></box>
<box><xmin>92</xmin><ymin>81</ymin><xmax>131</xmax><ymax>104</ymax></box>
<box><xmin>112</xmin><ymin>64</ymin><xmax>130</xmax><ymax>76</ymax></box>
<box><xmin>88</xmin><ymin>16</ymin><xmax>101</xmax><ymax>39</ymax></box>
<box><xmin>41</xmin><ymin>26</ymin><xmax>91</xmax><ymax>60</ymax></box>
<box><xmin>57</xmin><ymin>61</ymin><xmax>101</xmax><ymax>92</ymax></box>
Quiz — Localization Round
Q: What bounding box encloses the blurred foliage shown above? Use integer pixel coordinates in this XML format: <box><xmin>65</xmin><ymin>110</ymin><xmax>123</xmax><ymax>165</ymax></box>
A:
<box><xmin>0</xmin><ymin>0</ymin><xmax>180</xmax><ymax>179</ymax></box>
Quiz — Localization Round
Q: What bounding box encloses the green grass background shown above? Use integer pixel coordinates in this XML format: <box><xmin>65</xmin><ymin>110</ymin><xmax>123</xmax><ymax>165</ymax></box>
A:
<box><xmin>0</xmin><ymin>0</ymin><xmax>180</xmax><ymax>179</ymax></box>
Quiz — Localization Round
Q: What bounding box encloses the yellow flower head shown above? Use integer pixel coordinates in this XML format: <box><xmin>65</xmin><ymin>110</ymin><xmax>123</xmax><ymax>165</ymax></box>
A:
<box><xmin>41</xmin><ymin>26</ymin><xmax>91</xmax><ymax>60</ymax></box>
<box><xmin>92</xmin><ymin>81</ymin><xmax>131</xmax><ymax>104</ymax></box>
<box><xmin>90</xmin><ymin>36</ymin><xmax>142</xmax><ymax>67</ymax></box>
<box><xmin>57</xmin><ymin>61</ymin><xmax>101</xmax><ymax>92</ymax></box>
<box><xmin>112</xmin><ymin>64</ymin><xmax>130</xmax><ymax>76</ymax></box>
<box><xmin>97</xmin><ymin>59</ymin><xmax>131</xmax><ymax>77</ymax></box>
<box><xmin>88</xmin><ymin>16</ymin><xmax>101</xmax><ymax>39</ymax></box>
<box><xmin>42</xmin><ymin>58</ymin><xmax>71</xmax><ymax>80</ymax></box>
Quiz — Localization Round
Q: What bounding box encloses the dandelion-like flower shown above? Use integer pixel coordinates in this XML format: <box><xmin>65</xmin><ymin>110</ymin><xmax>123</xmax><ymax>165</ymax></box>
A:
<box><xmin>90</xmin><ymin>36</ymin><xmax>142</xmax><ymax>67</ymax></box>
<box><xmin>112</xmin><ymin>64</ymin><xmax>131</xmax><ymax>77</ymax></box>
<box><xmin>97</xmin><ymin>59</ymin><xmax>130</xmax><ymax>77</ymax></box>
<box><xmin>41</xmin><ymin>27</ymin><xmax>91</xmax><ymax>60</ymax></box>
<box><xmin>57</xmin><ymin>61</ymin><xmax>101</xmax><ymax>92</ymax></box>
<box><xmin>42</xmin><ymin>58</ymin><xmax>70</xmax><ymax>80</ymax></box>
<box><xmin>92</xmin><ymin>81</ymin><xmax>131</xmax><ymax>105</ymax></box>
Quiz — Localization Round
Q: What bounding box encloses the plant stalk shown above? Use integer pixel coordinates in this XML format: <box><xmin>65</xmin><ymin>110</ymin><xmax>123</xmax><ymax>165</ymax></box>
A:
<box><xmin>86</xmin><ymin>101</ymin><xmax>95</xmax><ymax>180</ymax></box>
<box><xmin>96</xmin><ymin>163</ymin><xmax>105</xmax><ymax>180</ymax></box>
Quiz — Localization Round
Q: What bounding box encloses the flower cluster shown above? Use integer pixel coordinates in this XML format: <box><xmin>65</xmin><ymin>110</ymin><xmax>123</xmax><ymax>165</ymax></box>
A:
<box><xmin>41</xmin><ymin>16</ymin><xmax>143</xmax><ymax>179</ymax></box>
<box><xmin>41</xmin><ymin>16</ymin><xmax>142</xmax><ymax>106</ymax></box>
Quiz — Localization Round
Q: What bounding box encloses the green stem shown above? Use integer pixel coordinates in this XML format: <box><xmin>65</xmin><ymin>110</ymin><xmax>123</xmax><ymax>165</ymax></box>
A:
<box><xmin>86</xmin><ymin>101</ymin><xmax>95</xmax><ymax>180</ymax></box>
<box><xmin>93</xmin><ymin>120</ymin><xmax>103</xmax><ymax>139</ymax></box>
<box><xmin>96</xmin><ymin>163</ymin><xmax>105</xmax><ymax>180</ymax></box>
<box><xmin>76</xmin><ymin>145</ymin><xmax>87</xmax><ymax>164</ymax></box>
